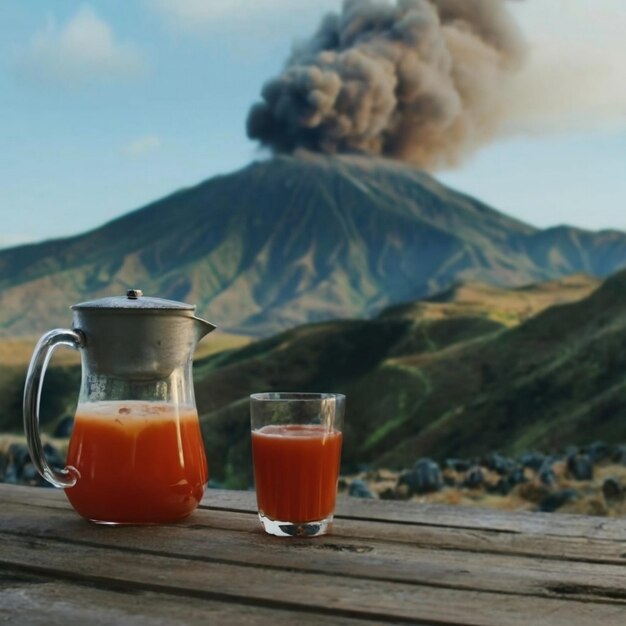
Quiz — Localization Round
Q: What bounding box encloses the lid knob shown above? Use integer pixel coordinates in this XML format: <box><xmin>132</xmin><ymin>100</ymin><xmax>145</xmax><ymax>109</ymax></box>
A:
<box><xmin>126</xmin><ymin>289</ymin><xmax>143</xmax><ymax>300</ymax></box>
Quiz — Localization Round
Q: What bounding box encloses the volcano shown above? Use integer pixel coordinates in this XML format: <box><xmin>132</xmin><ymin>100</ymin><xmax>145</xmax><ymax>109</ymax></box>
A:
<box><xmin>1</xmin><ymin>154</ymin><xmax>625</xmax><ymax>336</ymax></box>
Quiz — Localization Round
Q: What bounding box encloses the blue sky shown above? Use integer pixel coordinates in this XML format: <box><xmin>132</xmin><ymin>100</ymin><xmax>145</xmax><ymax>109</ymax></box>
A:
<box><xmin>1</xmin><ymin>1</ymin><xmax>625</xmax><ymax>248</ymax></box>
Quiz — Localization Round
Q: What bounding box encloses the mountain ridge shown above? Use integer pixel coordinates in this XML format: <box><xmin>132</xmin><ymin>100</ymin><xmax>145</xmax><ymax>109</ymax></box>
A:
<box><xmin>1</xmin><ymin>154</ymin><xmax>625</xmax><ymax>336</ymax></box>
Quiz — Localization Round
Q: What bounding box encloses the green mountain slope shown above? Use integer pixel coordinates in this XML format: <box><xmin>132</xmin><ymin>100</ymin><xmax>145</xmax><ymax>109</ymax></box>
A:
<box><xmin>379</xmin><ymin>269</ymin><xmax>626</xmax><ymax>466</ymax></box>
<box><xmin>0</xmin><ymin>154</ymin><xmax>624</xmax><ymax>337</ymax></box>
<box><xmin>190</xmin><ymin>272</ymin><xmax>621</xmax><ymax>485</ymax></box>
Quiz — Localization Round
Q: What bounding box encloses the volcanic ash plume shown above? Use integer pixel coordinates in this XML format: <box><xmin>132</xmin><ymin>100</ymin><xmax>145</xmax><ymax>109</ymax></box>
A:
<box><xmin>247</xmin><ymin>0</ymin><xmax>525</xmax><ymax>170</ymax></box>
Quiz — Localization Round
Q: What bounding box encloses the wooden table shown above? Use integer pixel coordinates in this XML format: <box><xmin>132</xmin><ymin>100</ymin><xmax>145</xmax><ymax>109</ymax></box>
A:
<box><xmin>1</xmin><ymin>484</ymin><xmax>626</xmax><ymax>625</ymax></box>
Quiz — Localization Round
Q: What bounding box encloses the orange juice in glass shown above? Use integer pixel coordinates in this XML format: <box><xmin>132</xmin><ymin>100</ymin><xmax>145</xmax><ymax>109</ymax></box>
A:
<box><xmin>250</xmin><ymin>393</ymin><xmax>345</xmax><ymax>537</ymax></box>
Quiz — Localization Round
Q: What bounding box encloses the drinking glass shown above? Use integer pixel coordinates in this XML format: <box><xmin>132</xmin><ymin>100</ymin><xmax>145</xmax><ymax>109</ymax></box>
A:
<box><xmin>250</xmin><ymin>392</ymin><xmax>345</xmax><ymax>537</ymax></box>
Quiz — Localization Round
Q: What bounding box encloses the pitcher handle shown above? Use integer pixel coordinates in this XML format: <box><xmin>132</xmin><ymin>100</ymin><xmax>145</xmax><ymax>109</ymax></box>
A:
<box><xmin>23</xmin><ymin>328</ymin><xmax>85</xmax><ymax>488</ymax></box>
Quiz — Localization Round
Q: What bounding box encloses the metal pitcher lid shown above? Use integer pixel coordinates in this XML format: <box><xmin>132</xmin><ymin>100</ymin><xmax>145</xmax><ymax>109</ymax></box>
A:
<box><xmin>69</xmin><ymin>289</ymin><xmax>216</xmax><ymax>378</ymax></box>
<box><xmin>71</xmin><ymin>289</ymin><xmax>195</xmax><ymax>313</ymax></box>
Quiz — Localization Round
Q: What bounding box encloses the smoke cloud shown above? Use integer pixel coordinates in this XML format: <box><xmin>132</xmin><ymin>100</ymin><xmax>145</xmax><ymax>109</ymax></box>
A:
<box><xmin>247</xmin><ymin>0</ymin><xmax>525</xmax><ymax>169</ymax></box>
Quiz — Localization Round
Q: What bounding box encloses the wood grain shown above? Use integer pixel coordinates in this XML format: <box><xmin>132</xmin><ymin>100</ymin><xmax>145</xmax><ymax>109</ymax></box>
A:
<box><xmin>2</xmin><ymin>484</ymin><xmax>626</xmax><ymax>626</ymax></box>
<box><xmin>199</xmin><ymin>489</ymin><xmax>626</xmax><ymax>541</ymax></box>
<box><xmin>0</xmin><ymin>568</ymin><xmax>382</xmax><ymax>626</ymax></box>
<box><xmin>7</xmin><ymin>485</ymin><xmax>625</xmax><ymax>542</ymax></box>
<box><xmin>3</xmin><ymin>534</ymin><xmax>626</xmax><ymax>626</ymax></box>
<box><xmin>2</xmin><ymin>502</ymin><xmax>626</xmax><ymax>606</ymax></box>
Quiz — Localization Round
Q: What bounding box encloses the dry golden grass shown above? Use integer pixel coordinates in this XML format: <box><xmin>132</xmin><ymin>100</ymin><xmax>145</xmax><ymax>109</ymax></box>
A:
<box><xmin>0</xmin><ymin>331</ymin><xmax>253</xmax><ymax>368</ymax></box>
<box><xmin>0</xmin><ymin>336</ymin><xmax>79</xmax><ymax>367</ymax></box>
<box><xmin>193</xmin><ymin>330</ymin><xmax>253</xmax><ymax>360</ymax></box>
<box><xmin>404</xmin><ymin>274</ymin><xmax>600</xmax><ymax>328</ymax></box>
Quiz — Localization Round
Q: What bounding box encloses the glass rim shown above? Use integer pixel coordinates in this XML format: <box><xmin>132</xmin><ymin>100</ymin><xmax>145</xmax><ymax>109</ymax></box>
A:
<box><xmin>250</xmin><ymin>392</ymin><xmax>345</xmax><ymax>403</ymax></box>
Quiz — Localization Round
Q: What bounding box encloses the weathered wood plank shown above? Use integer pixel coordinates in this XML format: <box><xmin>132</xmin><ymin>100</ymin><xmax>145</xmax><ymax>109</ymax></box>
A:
<box><xmin>193</xmin><ymin>508</ymin><xmax>626</xmax><ymax>566</ymax></box>
<box><xmin>198</xmin><ymin>488</ymin><xmax>626</xmax><ymax>541</ymax></box>
<box><xmin>2</xmin><ymin>502</ymin><xmax>626</xmax><ymax>605</ymax></box>
<box><xmin>2</xmin><ymin>533</ymin><xmax>625</xmax><ymax>626</ymax></box>
<box><xmin>0</xmin><ymin>568</ymin><xmax>388</xmax><ymax>626</ymax></box>
<box><xmin>5</xmin><ymin>484</ymin><xmax>626</xmax><ymax>541</ymax></box>
<box><xmin>3</xmin><ymin>485</ymin><xmax>626</xmax><ymax>566</ymax></box>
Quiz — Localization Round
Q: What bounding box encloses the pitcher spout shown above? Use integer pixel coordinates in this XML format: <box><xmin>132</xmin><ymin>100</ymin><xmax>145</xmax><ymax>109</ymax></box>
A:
<box><xmin>194</xmin><ymin>316</ymin><xmax>217</xmax><ymax>342</ymax></box>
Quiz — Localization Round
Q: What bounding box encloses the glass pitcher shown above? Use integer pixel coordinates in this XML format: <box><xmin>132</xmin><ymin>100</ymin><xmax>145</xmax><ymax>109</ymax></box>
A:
<box><xmin>23</xmin><ymin>289</ymin><xmax>215</xmax><ymax>525</ymax></box>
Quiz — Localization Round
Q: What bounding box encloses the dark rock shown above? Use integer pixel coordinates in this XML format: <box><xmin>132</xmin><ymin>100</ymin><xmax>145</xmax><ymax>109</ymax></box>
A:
<box><xmin>538</xmin><ymin>462</ymin><xmax>556</xmax><ymax>486</ymax></box>
<box><xmin>0</xmin><ymin>452</ymin><xmax>6</xmax><ymax>481</ymax></box>
<box><xmin>584</xmin><ymin>441</ymin><xmax>610</xmax><ymax>463</ymax></box>
<box><xmin>349</xmin><ymin>479</ymin><xmax>374</xmax><ymax>499</ymax></box>
<box><xmin>463</xmin><ymin>466</ymin><xmax>484</xmax><ymax>489</ymax></box>
<box><xmin>538</xmin><ymin>489</ymin><xmax>579</xmax><ymax>513</ymax></box>
<box><xmin>519</xmin><ymin>452</ymin><xmax>546</xmax><ymax>471</ymax></box>
<box><xmin>337</xmin><ymin>477</ymin><xmax>348</xmax><ymax>490</ymax></box>
<box><xmin>21</xmin><ymin>463</ymin><xmax>40</xmax><ymax>484</ymax></box>
<box><xmin>602</xmin><ymin>477</ymin><xmax>624</xmax><ymax>503</ymax></box>
<box><xmin>445</xmin><ymin>458</ymin><xmax>471</xmax><ymax>473</ymax></box>
<box><xmin>488</xmin><ymin>477</ymin><xmax>514</xmax><ymax>496</ymax></box>
<box><xmin>508</xmin><ymin>467</ymin><xmax>527</xmax><ymax>486</ymax></box>
<box><xmin>483</xmin><ymin>453</ymin><xmax>516</xmax><ymax>475</ymax></box>
<box><xmin>379</xmin><ymin>488</ymin><xmax>396</xmax><ymax>500</ymax></box>
<box><xmin>399</xmin><ymin>459</ymin><xmax>443</xmax><ymax>495</ymax></box>
<box><xmin>414</xmin><ymin>458</ymin><xmax>444</xmax><ymax>492</ymax></box>
<box><xmin>612</xmin><ymin>444</ymin><xmax>626</xmax><ymax>465</ymax></box>
<box><xmin>8</xmin><ymin>443</ymin><xmax>31</xmax><ymax>474</ymax></box>
<box><xmin>3</xmin><ymin>463</ymin><xmax>18</xmax><ymax>484</ymax></box>
<box><xmin>53</xmin><ymin>415</ymin><xmax>74</xmax><ymax>438</ymax></box>
<box><xmin>566</xmin><ymin>452</ymin><xmax>594</xmax><ymax>480</ymax></box>
<box><xmin>43</xmin><ymin>443</ymin><xmax>64</xmax><ymax>470</ymax></box>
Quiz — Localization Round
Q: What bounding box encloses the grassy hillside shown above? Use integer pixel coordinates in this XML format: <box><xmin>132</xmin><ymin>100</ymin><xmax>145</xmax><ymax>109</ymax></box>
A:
<box><xmin>194</xmin><ymin>270</ymin><xmax>625</xmax><ymax>486</ymax></box>
<box><xmin>380</xmin><ymin>270</ymin><xmax>626</xmax><ymax>464</ymax></box>
<box><xmin>0</xmin><ymin>272</ymin><xmax>622</xmax><ymax>488</ymax></box>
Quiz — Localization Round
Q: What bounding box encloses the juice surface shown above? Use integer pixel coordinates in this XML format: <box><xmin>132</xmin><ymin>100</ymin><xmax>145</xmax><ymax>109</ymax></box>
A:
<box><xmin>252</xmin><ymin>424</ymin><xmax>342</xmax><ymax>523</ymax></box>
<box><xmin>65</xmin><ymin>401</ymin><xmax>208</xmax><ymax>524</ymax></box>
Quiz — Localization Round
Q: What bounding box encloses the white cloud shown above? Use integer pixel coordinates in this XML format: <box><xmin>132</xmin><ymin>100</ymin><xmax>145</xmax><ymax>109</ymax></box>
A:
<box><xmin>506</xmin><ymin>0</ymin><xmax>626</xmax><ymax>135</ymax></box>
<box><xmin>122</xmin><ymin>135</ymin><xmax>162</xmax><ymax>158</ymax></box>
<box><xmin>15</xmin><ymin>6</ymin><xmax>146</xmax><ymax>87</ymax></box>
